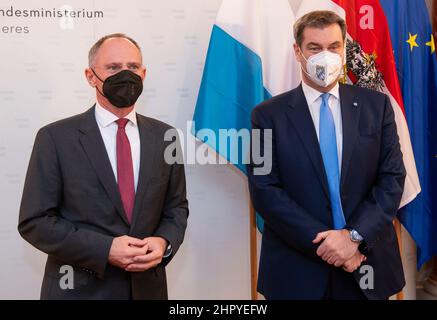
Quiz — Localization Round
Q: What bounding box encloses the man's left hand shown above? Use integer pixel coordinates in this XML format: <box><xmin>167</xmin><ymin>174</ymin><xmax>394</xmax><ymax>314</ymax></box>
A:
<box><xmin>125</xmin><ymin>237</ymin><xmax>168</xmax><ymax>272</ymax></box>
<box><xmin>313</xmin><ymin>229</ymin><xmax>359</xmax><ymax>266</ymax></box>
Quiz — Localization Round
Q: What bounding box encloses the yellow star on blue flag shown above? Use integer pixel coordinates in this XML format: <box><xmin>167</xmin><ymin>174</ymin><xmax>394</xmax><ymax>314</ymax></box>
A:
<box><xmin>425</xmin><ymin>34</ymin><xmax>435</xmax><ymax>54</ymax></box>
<box><xmin>406</xmin><ymin>32</ymin><xmax>419</xmax><ymax>51</ymax></box>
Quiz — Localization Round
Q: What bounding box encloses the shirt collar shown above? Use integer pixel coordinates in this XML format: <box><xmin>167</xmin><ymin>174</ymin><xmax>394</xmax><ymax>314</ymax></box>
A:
<box><xmin>95</xmin><ymin>101</ymin><xmax>138</xmax><ymax>128</ymax></box>
<box><xmin>301</xmin><ymin>80</ymin><xmax>340</xmax><ymax>105</ymax></box>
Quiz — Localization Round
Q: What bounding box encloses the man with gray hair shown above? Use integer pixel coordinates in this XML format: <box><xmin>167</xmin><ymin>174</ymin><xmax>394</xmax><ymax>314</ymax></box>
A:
<box><xmin>18</xmin><ymin>33</ymin><xmax>188</xmax><ymax>299</ymax></box>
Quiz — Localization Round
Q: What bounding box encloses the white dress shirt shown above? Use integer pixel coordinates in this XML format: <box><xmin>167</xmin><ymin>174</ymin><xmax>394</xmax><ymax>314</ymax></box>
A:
<box><xmin>301</xmin><ymin>80</ymin><xmax>343</xmax><ymax>172</ymax></box>
<box><xmin>95</xmin><ymin>102</ymin><xmax>140</xmax><ymax>191</ymax></box>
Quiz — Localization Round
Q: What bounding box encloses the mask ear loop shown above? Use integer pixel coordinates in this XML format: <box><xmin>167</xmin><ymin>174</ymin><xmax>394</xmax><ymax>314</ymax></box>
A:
<box><xmin>339</xmin><ymin>46</ymin><xmax>348</xmax><ymax>84</ymax></box>
<box><xmin>298</xmin><ymin>48</ymin><xmax>313</xmax><ymax>78</ymax></box>
<box><xmin>90</xmin><ymin>68</ymin><xmax>107</xmax><ymax>98</ymax></box>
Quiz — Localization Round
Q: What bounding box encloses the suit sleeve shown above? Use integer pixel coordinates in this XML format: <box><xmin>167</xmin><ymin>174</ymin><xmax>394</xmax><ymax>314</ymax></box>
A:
<box><xmin>347</xmin><ymin>95</ymin><xmax>406</xmax><ymax>253</ymax></box>
<box><xmin>247</xmin><ymin>107</ymin><xmax>329</xmax><ymax>260</ymax></box>
<box><xmin>153</xmin><ymin>131</ymin><xmax>188</xmax><ymax>265</ymax></box>
<box><xmin>18</xmin><ymin>128</ymin><xmax>114</xmax><ymax>279</ymax></box>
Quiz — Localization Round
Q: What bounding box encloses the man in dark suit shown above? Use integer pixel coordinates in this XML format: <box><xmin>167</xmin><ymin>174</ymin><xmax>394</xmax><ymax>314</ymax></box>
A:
<box><xmin>18</xmin><ymin>33</ymin><xmax>188</xmax><ymax>299</ymax></box>
<box><xmin>247</xmin><ymin>11</ymin><xmax>406</xmax><ymax>300</ymax></box>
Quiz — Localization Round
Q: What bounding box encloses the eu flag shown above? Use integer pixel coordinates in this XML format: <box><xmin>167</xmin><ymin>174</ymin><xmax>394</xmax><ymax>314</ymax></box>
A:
<box><xmin>380</xmin><ymin>0</ymin><xmax>437</xmax><ymax>267</ymax></box>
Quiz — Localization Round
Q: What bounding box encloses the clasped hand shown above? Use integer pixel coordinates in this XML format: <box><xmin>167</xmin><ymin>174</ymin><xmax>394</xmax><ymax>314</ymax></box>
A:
<box><xmin>313</xmin><ymin>229</ymin><xmax>366</xmax><ymax>272</ymax></box>
<box><xmin>108</xmin><ymin>235</ymin><xmax>168</xmax><ymax>272</ymax></box>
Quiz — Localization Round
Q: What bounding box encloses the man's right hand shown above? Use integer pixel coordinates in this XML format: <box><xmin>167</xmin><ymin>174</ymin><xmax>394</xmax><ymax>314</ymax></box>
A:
<box><xmin>342</xmin><ymin>251</ymin><xmax>367</xmax><ymax>273</ymax></box>
<box><xmin>108</xmin><ymin>236</ymin><xmax>148</xmax><ymax>269</ymax></box>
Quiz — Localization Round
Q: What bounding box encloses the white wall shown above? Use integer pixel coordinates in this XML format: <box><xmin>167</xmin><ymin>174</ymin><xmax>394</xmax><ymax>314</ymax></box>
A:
<box><xmin>0</xmin><ymin>0</ymin><xmax>252</xmax><ymax>299</ymax></box>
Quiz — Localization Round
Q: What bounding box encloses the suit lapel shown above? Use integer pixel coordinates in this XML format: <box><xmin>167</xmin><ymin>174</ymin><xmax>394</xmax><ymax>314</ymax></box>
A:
<box><xmin>130</xmin><ymin>115</ymin><xmax>158</xmax><ymax>230</ymax></box>
<box><xmin>286</xmin><ymin>85</ymin><xmax>330</xmax><ymax>199</ymax></box>
<box><xmin>339</xmin><ymin>84</ymin><xmax>361</xmax><ymax>189</ymax></box>
<box><xmin>78</xmin><ymin>106</ymin><xmax>130</xmax><ymax>226</ymax></box>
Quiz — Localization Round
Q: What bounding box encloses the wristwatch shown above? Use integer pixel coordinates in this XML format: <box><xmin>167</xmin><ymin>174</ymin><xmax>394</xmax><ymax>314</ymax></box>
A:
<box><xmin>349</xmin><ymin>229</ymin><xmax>364</xmax><ymax>243</ymax></box>
<box><xmin>163</xmin><ymin>244</ymin><xmax>173</xmax><ymax>258</ymax></box>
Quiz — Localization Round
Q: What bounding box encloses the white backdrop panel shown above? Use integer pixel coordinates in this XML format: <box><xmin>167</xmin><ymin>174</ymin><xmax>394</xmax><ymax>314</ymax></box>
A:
<box><xmin>0</xmin><ymin>0</ymin><xmax>252</xmax><ymax>299</ymax></box>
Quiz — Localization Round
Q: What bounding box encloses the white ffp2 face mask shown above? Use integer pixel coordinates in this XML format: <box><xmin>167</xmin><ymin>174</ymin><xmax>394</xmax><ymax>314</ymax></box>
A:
<box><xmin>300</xmin><ymin>50</ymin><xmax>343</xmax><ymax>87</ymax></box>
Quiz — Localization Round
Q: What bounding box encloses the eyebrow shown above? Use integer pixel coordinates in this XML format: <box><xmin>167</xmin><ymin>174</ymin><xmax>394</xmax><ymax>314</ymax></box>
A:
<box><xmin>328</xmin><ymin>41</ymin><xmax>342</xmax><ymax>46</ymax></box>
<box><xmin>306</xmin><ymin>42</ymin><xmax>323</xmax><ymax>47</ymax></box>
<box><xmin>103</xmin><ymin>62</ymin><xmax>141</xmax><ymax>67</ymax></box>
<box><xmin>306</xmin><ymin>41</ymin><xmax>342</xmax><ymax>47</ymax></box>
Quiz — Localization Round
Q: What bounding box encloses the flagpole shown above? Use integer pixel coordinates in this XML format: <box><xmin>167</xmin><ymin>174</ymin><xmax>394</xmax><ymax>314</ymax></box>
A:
<box><xmin>249</xmin><ymin>202</ymin><xmax>258</xmax><ymax>300</ymax></box>
<box><xmin>394</xmin><ymin>218</ymin><xmax>404</xmax><ymax>300</ymax></box>
<box><xmin>433</xmin><ymin>0</ymin><xmax>437</xmax><ymax>41</ymax></box>
<box><xmin>422</xmin><ymin>0</ymin><xmax>437</xmax><ymax>299</ymax></box>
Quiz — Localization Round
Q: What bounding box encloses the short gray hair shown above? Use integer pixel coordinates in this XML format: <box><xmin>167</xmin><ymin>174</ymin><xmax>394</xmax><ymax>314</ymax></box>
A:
<box><xmin>88</xmin><ymin>33</ymin><xmax>142</xmax><ymax>67</ymax></box>
<box><xmin>293</xmin><ymin>10</ymin><xmax>346</xmax><ymax>47</ymax></box>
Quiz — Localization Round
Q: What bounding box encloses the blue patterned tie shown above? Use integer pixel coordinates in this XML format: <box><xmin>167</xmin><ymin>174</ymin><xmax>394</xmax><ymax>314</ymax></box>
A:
<box><xmin>319</xmin><ymin>93</ymin><xmax>346</xmax><ymax>229</ymax></box>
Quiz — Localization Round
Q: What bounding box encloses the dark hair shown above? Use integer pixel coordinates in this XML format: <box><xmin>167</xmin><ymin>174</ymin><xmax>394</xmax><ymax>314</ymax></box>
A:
<box><xmin>293</xmin><ymin>10</ymin><xmax>346</xmax><ymax>47</ymax></box>
<box><xmin>88</xmin><ymin>33</ymin><xmax>142</xmax><ymax>67</ymax></box>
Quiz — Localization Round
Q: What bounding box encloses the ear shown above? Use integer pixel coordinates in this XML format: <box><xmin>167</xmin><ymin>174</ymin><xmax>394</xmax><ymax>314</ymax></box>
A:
<box><xmin>84</xmin><ymin>68</ymin><xmax>96</xmax><ymax>87</ymax></box>
<box><xmin>293</xmin><ymin>43</ymin><xmax>302</xmax><ymax>63</ymax></box>
<box><xmin>140</xmin><ymin>66</ymin><xmax>147</xmax><ymax>80</ymax></box>
<box><xmin>341</xmin><ymin>44</ymin><xmax>347</xmax><ymax>65</ymax></box>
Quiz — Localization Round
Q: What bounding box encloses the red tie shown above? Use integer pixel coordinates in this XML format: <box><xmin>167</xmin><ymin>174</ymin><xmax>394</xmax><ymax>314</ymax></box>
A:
<box><xmin>116</xmin><ymin>118</ymin><xmax>135</xmax><ymax>224</ymax></box>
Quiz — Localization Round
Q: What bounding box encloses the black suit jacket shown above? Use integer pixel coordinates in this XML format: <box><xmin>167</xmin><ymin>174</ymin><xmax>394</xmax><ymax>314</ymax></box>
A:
<box><xmin>18</xmin><ymin>106</ymin><xmax>188</xmax><ymax>300</ymax></box>
<box><xmin>248</xmin><ymin>83</ymin><xmax>406</xmax><ymax>299</ymax></box>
